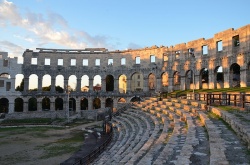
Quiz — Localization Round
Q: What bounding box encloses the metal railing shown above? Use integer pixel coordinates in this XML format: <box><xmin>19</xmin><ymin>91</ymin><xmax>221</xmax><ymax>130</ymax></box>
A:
<box><xmin>72</xmin><ymin>129</ymin><xmax>113</xmax><ymax>165</ymax></box>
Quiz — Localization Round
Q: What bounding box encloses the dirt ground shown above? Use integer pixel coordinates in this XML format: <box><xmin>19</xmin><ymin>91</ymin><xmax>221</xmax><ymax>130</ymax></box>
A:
<box><xmin>0</xmin><ymin>122</ymin><xmax>102</xmax><ymax>165</ymax></box>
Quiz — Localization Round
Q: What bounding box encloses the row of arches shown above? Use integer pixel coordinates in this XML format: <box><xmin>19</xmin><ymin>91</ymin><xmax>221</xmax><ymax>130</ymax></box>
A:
<box><xmin>15</xmin><ymin>72</ymin><xmax>158</xmax><ymax>93</ymax></box>
<box><xmin>161</xmin><ymin>63</ymin><xmax>243</xmax><ymax>90</ymax></box>
<box><xmin>0</xmin><ymin>97</ymin><xmax>132</xmax><ymax>113</ymax></box>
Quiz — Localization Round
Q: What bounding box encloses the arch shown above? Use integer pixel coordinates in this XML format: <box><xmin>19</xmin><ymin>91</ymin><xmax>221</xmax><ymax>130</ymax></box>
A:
<box><xmin>68</xmin><ymin>75</ymin><xmax>77</xmax><ymax>91</ymax></box>
<box><xmin>42</xmin><ymin>74</ymin><xmax>51</xmax><ymax>91</ymax></box>
<box><xmin>28</xmin><ymin>97</ymin><xmax>37</xmax><ymax>111</ymax></box>
<box><xmin>0</xmin><ymin>73</ymin><xmax>10</xmax><ymax>78</ymax></box>
<box><xmin>214</xmin><ymin>66</ymin><xmax>224</xmax><ymax>89</ymax></box>
<box><xmin>106</xmin><ymin>75</ymin><xmax>114</xmax><ymax>91</ymax></box>
<box><xmin>131</xmin><ymin>72</ymin><xmax>143</xmax><ymax>92</ymax></box>
<box><xmin>0</xmin><ymin>98</ymin><xmax>9</xmax><ymax>113</ymax></box>
<box><xmin>230</xmin><ymin>63</ymin><xmax>240</xmax><ymax>87</ymax></box>
<box><xmin>93</xmin><ymin>75</ymin><xmax>101</xmax><ymax>91</ymax></box>
<box><xmin>29</xmin><ymin>74</ymin><xmax>38</xmax><ymax>90</ymax></box>
<box><xmin>81</xmin><ymin>75</ymin><xmax>89</xmax><ymax>92</ymax></box>
<box><xmin>173</xmin><ymin>71</ymin><xmax>180</xmax><ymax>85</ymax></box>
<box><xmin>148</xmin><ymin>73</ymin><xmax>156</xmax><ymax>90</ymax></box>
<box><xmin>130</xmin><ymin>96</ymin><xmax>141</xmax><ymax>102</ymax></box>
<box><xmin>185</xmin><ymin>70</ymin><xmax>193</xmax><ymax>90</ymax></box>
<box><xmin>55</xmin><ymin>98</ymin><xmax>63</xmax><ymax>110</ymax></box>
<box><xmin>200</xmin><ymin>68</ymin><xmax>209</xmax><ymax>89</ymax></box>
<box><xmin>55</xmin><ymin>75</ymin><xmax>64</xmax><ymax>92</ymax></box>
<box><xmin>81</xmin><ymin>98</ymin><xmax>88</xmax><ymax>110</ymax></box>
<box><xmin>93</xmin><ymin>98</ymin><xmax>101</xmax><ymax>109</ymax></box>
<box><xmin>119</xmin><ymin>74</ymin><xmax>127</xmax><ymax>93</ymax></box>
<box><xmin>14</xmin><ymin>98</ymin><xmax>23</xmax><ymax>112</ymax></box>
<box><xmin>105</xmin><ymin>98</ymin><xmax>113</xmax><ymax>108</ymax></box>
<box><xmin>118</xmin><ymin>98</ymin><xmax>126</xmax><ymax>103</ymax></box>
<box><xmin>161</xmin><ymin>72</ymin><xmax>168</xmax><ymax>87</ymax></box>
<box><xmin>69</xmin><ymin>98</ymin><xmax>76</xmax><ymax>111</ymax></box>
<box><xmin>15</xmin><ymin>74</ymin><xmax>24</xmax><ymax>91</ymax></box>
<box><xmin>42</xmin><ymin>97</ymin><xmax>50</xmax><ymax>110</ymax></box>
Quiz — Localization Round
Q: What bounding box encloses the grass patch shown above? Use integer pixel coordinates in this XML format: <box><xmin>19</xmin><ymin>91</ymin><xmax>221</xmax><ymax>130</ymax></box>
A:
<box><xmin>207</xmin><ymin>112</ymin><xmax>221</xmax><ymax>120</ymax></box>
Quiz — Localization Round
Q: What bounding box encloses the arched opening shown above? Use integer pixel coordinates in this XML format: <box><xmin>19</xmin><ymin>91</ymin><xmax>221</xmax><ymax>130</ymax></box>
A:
<box><xmin>0</xmin><ymin>73</ymin><xmax>10</xmax><ymax>79</ymax></box>
<box><xmin>69</xmin><ymin>98</ymin><xmax>76</xmax><ymax>111</ymax></box>
<box><xmin>106</xmin><ymin>75</ymin><xmax>114</xmax><ymax>91</ymax></box>
<box><xmin>29</xmin><ymin>74</ymin><xmax>38</xmax><ymax>91</ymax></box>
<box><xmin>81</xmin><ymin>75</ymin><xmax>89</xmax><ymax>92</ymax></box>
<box><xmin>161</xmin><ymin>72</ymin><xmax>168</xmax><ymax>92</ymax></box>
<box><xmin>93</xmin><ymin>75</ymin><xmax>101</xmax><ymax>91</ymax></box>
<box><xmin>55</xmin><ymin>98</ymin><xmax>63</xmax><ymax>110</ymax></box>
<box><xmin>131</xmin><ymin>72</ymin><xmax>143</xmax><ymax>92</ymax></box>
<box><xmin>15</xmin><ymin>74</ymin><xmax>24</xmax><ymax>91</ymax></box>
<box><xmin>119</xmin><ymin>74</ymin><xmax>127</xmax><ymax>93</ymax></box>
<box><xmin>68</xmin><ymin>75</ymin><xmax>77</xmax><ymax>91</ymax></box>
<box><xmin>55</xmin><ymin>75</ymin><xmax>64</xmax><ymax>93</ymax></box>
<box><xmin>28</xmin><ymin>98</ymin><xmax>37</xmax><ymax>111</ymax></box>
<box><xmin>14</xmin><ymin>98</ymin><xmax>23</xmax><ymax>112</ymax></box>
<box><xmin>118</xmin><ymin>98</ymin><xmax>126</xmax><ymax>103</ymax></box>
<box><xmin>42</xmin><ymin>74</ymin><xmax>51</xmax><ymax>91</ymax></box>
<box><xmin>148</xmin><ymin>73</ymin><xmax>156</xmax><ymax>90</ymax></box>
<box><xmin>93</xmin><ymin>98</ymin><xmax>101</xmax><ymax>109</ymax></box>
<box><xmin>247</xmin><ymin>62</ymin><xmax>250</xmax><ymax>86</ymax></box>
<box><xmin>185</xmin><ymin>70</ymin><xmax>193</xmax><ymax>90</ymax></box>
<box><xmin>0</xmin><ymin>98</ymin><xmax>9</xmax><ymax>113</ymax></box>
<box><xmin>81</xmin><ymin>98</ymin><xmax>88</xmax><ymax>110</ymax></box>
<box><xmin>105</xmin><ymin>98</ymin><xmax>113</xmax><ymax>108</ymax></box>
<box><xmin>200</xmin><ymin>68</ymin><xmax>209</xmax><ymax>89</ymax></box>
<box><xmin>214</xmin><ymin>66</ymin><xmax>224</xmax><ymax>89</ymax></box>
<box><xmin>230</xmin><ymin>63</ymin><xmax>240</xmax><ymax>87</ymax></box>
<box><xmin>173</xmin><ymin>71</ymin><xmax>180</xmax><ymax>90</ymax></box>
<box><xmin>42</xmin><ymin>97</ymin><xmax>50</xmax><ymax>110</ymax></box>
<box><xmin>130</xmin><ymin>96</ymin><xmax>141</xmax><ymax>102</ymax></box>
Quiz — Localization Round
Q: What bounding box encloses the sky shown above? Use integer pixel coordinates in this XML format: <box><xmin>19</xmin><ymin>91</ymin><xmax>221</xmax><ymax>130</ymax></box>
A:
<box><xmin>0</xmin><ymin>0</ymin><xmax>250</xmax><ymax>63</ymax></box>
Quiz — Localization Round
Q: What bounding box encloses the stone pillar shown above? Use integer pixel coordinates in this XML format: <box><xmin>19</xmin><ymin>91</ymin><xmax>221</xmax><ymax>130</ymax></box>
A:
<box><xmin>10</xmin><ymin>77</ymin><xmax>16</xmax><ymax>92</ymax></box>
<box><xmin>101</xmin><ymin>78</ymin><xmax>106</xmax><ymax>92</ymax></box>
<box><xmin>8</xmin><ymin>99</ymin><xmax>14</xmax><ymax>113</ymax></box>
<box><xmin>63</xmin><ymin>98</ymin><xmax>68</xmax><ymax>111</ymax></box>
<box><xmin>75</xmin><ymin>98</ymin><xmax>81</xmax><ymax>112</ymax></box>
<box><xmin>101</xmin><ymin>98</ymin><xmax>106</xmax><ymax>109</ymax></box>
<box><xmin>224</xmin><ymin>68</ymin><xmax>230</xmax><ymax>88</ymax></box>
<box><xmin>50</xmin><ymin>101</ymin><xmax>55</xmax><ymax>111</ymax></box>
<box><xmin>209</xmin><ymin>69</ymin><xmax>214</xmax><ymax>89</ymax></box>
<box><xmin>24</xmin><ymin>77</ymin><xmax>29</xmax><ymax>92</ymax></box>
<box><xmin>156</xmin><ymin>78</ymin><xmax>161</xmax><ymax>92</ymax></box>
<box><xmin>64</xmin><ymin>79</ymin><xmax>68</xmax><ymax>89</ymax></box>
<box><xmin>89</xmin><ymin>79</ymin><xmax>93</xmax><ymax>92</ymax></box>
<box><xmin>37</xmin><ymin>99</ymin><xmax>42</xmax><ymax>111</ymax></box>
<box><xmin>24</xmin><ymin>101</ymin><xmax>28</xmax><ymax>112</ymax></box>
<box><xmin>126</xmin><ymin>78</ymin><xmax>131</xmax><ymax>93</ymax></box>
<box><xmin>180</xmin><ymin>76</ymin><xmax>185</xmax><ymax>91</ymax></box>
<box><xmin>88</xmin><ymin>97</ymin><xmax>93</xmax><ymax>110</ymax></box>
<box><xmin>38</xmin><ymin>77</ymin><xmax>42</xmax><ymax>92</ymax></box>
<box><xmin>195</xmin><ymin>75</ymin><xmax>199</xmax><ymax>90</ymax></box>
<box><xmin>143</xmin><ymin>77</ymin><xmax>148</xmax><ymax>92</ymax></box>
<box><xmin>113</xmin><ymin>99</ymin><xmax>118</xmax><ymax>111</ymax></box>
<box><xmin>240</xmin><ymin>68</ymin><xmax>247</xmax><ymax>87</ymax></box>
<box><xmin>50</xmin><ymin>77</ymin><xmax>56</xmax><ymax>92</ymax></box>
<box><xmin>76</xmin><ymin>78</ymin><xmax>81</xmax><ymax>92</ymax></box>
<box><xmin>114</xmin><ymin>79</ymin><xmax>119</xmax><ymax>92</ymax></box>
<box><xmin>168</xmin><ymin>76</ymin><xmax>174</xmax><ymax>92</ymax></box>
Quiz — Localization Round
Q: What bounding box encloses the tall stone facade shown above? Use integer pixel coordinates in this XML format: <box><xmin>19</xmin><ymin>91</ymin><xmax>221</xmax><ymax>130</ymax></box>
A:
<box><xmin>0</xmin><ymin>24</ymin><xmax>250</xmax><ymax>115</ymax></box>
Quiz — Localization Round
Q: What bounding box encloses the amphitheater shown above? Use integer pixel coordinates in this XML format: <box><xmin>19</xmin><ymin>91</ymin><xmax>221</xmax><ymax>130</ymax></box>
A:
<box><xmin>1</xmin><ymin>24</ymin><xmax>250</xmax><ymax>164</ymax></box>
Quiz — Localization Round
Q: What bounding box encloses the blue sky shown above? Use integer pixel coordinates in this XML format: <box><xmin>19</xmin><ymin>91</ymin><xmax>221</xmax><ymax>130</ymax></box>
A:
<box><xmin>0</xmin><ymin>0</ymin><xmax>250</xmax><ymax>62</ymax></box>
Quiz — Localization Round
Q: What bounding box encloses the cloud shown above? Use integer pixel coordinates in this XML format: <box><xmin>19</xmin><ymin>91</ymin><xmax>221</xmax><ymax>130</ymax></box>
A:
<box><xmin>0</xmin><ymin>40</ymin><xmax>24</xmax><ymax>57</ymax></box>
<box><xmin>0</xmin><ymin>0</ymin><xmax>112</xmax><ymax>51</ymax></box>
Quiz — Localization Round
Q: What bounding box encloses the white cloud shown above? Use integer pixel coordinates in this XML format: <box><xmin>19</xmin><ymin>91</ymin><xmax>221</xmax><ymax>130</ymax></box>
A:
<box><xmin>0</xmin><ymin>0</ymin><xmax>112</xmax><ymax>55</ymax></box>
<box><xmin>0</xmin><ymin>40</ymin><xmax>24</xmax><ymax>57</ymax></box>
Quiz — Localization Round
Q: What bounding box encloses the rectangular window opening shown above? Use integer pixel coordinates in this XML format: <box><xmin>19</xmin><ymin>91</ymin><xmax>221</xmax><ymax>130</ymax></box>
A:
<box><xmin>217</xmin><ymin>40</ymin><xmax>223</xmax><ymax>52</ymax></box>
<box><xmin>3</xmin><ymin>59</ymin><xmax>8</xmax><ymax>67</ymax></box>
<box><xmin>45</xmin><ymin>58</ymin><xmax>50</xmax><ymax>65</ymax></box>
<box><xmin>108</xmin><ymin>59</ymin><xmax>113</xmax><ymax>65</ymax></box>
<box><xmin>135</xmin><ymin>56</ymin><xmax>140</xmax><ymax>64</ymax></box>
<box><xmin>175</xmin><ymin>51</ymin><xmax>180</xmax><ymax>59</ymax></box>
<box><xmin>121</xmin><ymin>58</ymin><xmax>126</xmax><ymax>65</ymax></box>
<box><xmin>6</xmin><ymin>82</ymin><xmax>11</xmax><ymax>91</ymax></box>
<box><xmin>58</xmin><ymin>59</ymin><xmax>63</xmax><ymax>66</ymax></box>
<box><xmin>233</xmin><ymin>35</ymin><xmax>240</xmax><ymax>47</ymax></box>
<box><xmin>31</xmin><ymin>58</ymin><xmax>37</xmax><ymax>65</ymax></box>
<box><xmin>95</xmin><ymin>59</ymin><xmax>100</xmax><ymax>66</ymax></box>
<box><xmin>150</xmin><ymin>55</ymin><xmax>156</xmax><ymax>63</ymax></box>
<box><xmin>163</xmin><ymin>55</ymin><xmax>168</xmax><ymax>61</ymax></box>
<box><xmin>202</xmin><ymin>45</ymin><xmax>208</xmax><ymax>55</ymax></box>
<box><xmin>0</xmin><ymin>80</ymin><xmax>4</xmax><ymax>87</ymax></box>
<box><xmin>71</xmin><ymin>59</ymin><xmax>76</xmax><ymax>66</ymax></box>
<box><xmin>188</xmin><ymin>48</ymin><xmax>194</xmax><ymax>57</ymax></box>
<box><xmin>83</xmin><ymin>59</ymin><xmax>88</xmax><ymax>66</ymax></box>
